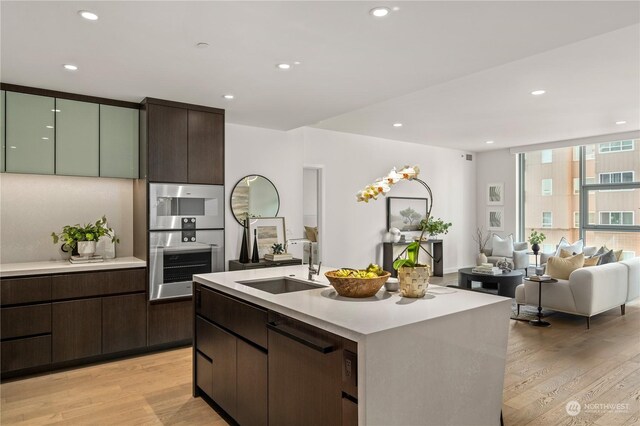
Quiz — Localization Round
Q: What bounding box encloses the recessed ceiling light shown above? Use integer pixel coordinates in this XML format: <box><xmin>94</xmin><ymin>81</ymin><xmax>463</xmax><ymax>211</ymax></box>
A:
<box><xmin>531</xmin><ymin>89</ymin><xmax>546</xmax><ymax>96</ymax></box>
<box><xmin>63</xmin><ymin>64</ymin><xmax>78</xmax><ymax>71</ymax></box>
<box><xmin>10</xmin><ymin>146</ymin><xmax>16</xmax><ymax>149</ymax></box>
<box><xmin>42</xmin><ymin>137</ymin><xmax>49</xmax><ymax>140</ymax></box>
<box><xmin>392</xmin><ymin>7</ymin><xmax>400</xmax><ymax>11</ymax></box>
<box><xmin>222</xmin><ymin>94</ymin><xmax>234</xmax><ymax>100</ymax></box>
<box><xmin>615</xmin><ymin>120</ymin><xmax>627</xmax><ymax>125</ymax></box>
<box><xmin>393</xmin><ymin>123</ymin><xmax>403</xmax><ymax>127</ymax></box>
<box><xmin>78</xmin><ymin>10</ymin><xmax>98</xmax><ymax>21</ymax></box>
<box><xmin>293</xmin><ymin>61</ymin><xmax>301</xmax><ymax>65</ymax></box>
<box><xmin>46</xmin><ymin>125</ymin><xmax>54</xmax><ymax>129</ymax></box>
<box><xmin>51</xmin><ymin>109</ymin><xmax>61</xmax><ymax>113</ymax></box>
<box><xmin>276</xmin><ymin>63</ymin><xmax>291</xmax><ymax>70</ymax></box>
<box><xmin>485</xmin><ymin>140</ymin><xmax>495</xmax><ymax>144</ymax></box>
<box><xmin>196</xmin><ymin>42</ymin><xmax>209</xmax><ymax>49</ymax></box>
<box><xmin>370</xmin><ymin>7</ymin><xmax>391</xmax><ymax>17</ymax></box>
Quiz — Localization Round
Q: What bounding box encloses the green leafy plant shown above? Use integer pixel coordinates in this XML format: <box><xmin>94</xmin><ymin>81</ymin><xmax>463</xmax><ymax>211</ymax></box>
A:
<box><xmin>528</xmin><ymin>230</ymin><xmax>546</xmax><ymax>245</ymax></box>
<box><xmin>420</xmin><ymin>217</ymin><xmax>452</xmax><ymax>237</ymax></box>
<box><xmin>51</xmin><ymin>216</ymin><xmax>119</xmax><ymax>250</ymax></box>
<box><xmin>271</xmin><ymin>243</ymin><xmax>285</xmax><ymax>255</ymax></box>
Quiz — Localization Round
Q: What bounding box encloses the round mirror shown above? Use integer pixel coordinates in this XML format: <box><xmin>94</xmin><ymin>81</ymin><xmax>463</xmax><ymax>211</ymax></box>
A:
<box><xmin>230</xmin><ymin>175</ymin><xmax>280</xmax><ymax>226</ymax></box>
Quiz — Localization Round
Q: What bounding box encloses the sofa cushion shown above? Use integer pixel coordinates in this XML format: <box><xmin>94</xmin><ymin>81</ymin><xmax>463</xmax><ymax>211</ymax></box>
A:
<box><xmin>554</xmin><ymin>237</ymin><xmax>584</xmax><ymax>257</ymax></box>
<box><xmin>492</xmin><ymin>234</ymin><xmax>514</xmax><ymax>257</ymax></box>
<box><xmin>614</xmin><ymin>249</ymin><xmax>623</xmax><ymax>261</ymax></box>
<box><xmin>547</xmin><ymin>253</ymin><xmax>584</xmax><ymax>280</ymax></box>
<box><xmin>559</xmin><ymin>248</ymin><xmax>574</xmax><ymax>258</ymax></box>
<box><xmin>583</xmin><ymin>256</ymin><xmax>600</xmax><ymax>267</ymax></box>
<box><xmin>621</xmin><ymin>257</ymin><xmax>640</xmax><ymax>302</ymax></box>
<box><xmin>598</xmin><ymin>249</ymin><xmax>617</xmax><ymax>265</ymax></box>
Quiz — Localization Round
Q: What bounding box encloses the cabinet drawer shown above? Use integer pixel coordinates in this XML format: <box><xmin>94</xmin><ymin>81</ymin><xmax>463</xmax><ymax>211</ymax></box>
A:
<box><xmin>196</xmin><ymin>351</ymin><xmax>213</xmax><ymax>398</ymax></box>
<box><xmin>1</xmin><ymin>304</ymin><xmax>51</xmax><ymax>339</ymax></box>
<box><xmin>52</xmin><ymin>272</ymin><xmax>109</xmax><ymax>299</ymax></box>
<box><xmin>198</xmin><ymin>287</ymin><xmax>267</xmax><ymax>349</ymax></box>
<box><xmin>342</xmin><ymin>397</ymin><xmax>358</xmax><ymax>426</ymax></box>
<box><xmin>1</xmin><ymin>335</ymin><xmax>51</xmax><ymax>373</ymax></box>
<box><xmin>1</xmin><ymin>276</ymin><xmax>51</xmax><ymax>305</ymax></box>
<box><xmin>105</xmin><ymin>269</ymin><xmax>146</xmax><ymax>294</ymax></box>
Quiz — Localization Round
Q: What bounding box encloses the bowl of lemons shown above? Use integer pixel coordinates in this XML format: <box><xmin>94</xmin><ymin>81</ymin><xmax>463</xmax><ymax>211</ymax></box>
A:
<box><xmin>325</xmin><ymin>264</ymin><xmax>391</xmax><ymax>298</ymax></box>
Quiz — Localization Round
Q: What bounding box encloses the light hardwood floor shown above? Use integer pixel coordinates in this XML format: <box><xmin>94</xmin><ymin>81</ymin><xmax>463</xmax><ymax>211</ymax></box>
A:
<box><xmin>1</xmin><ymin>288</ymin><xmax>639</xmax><ymax>425</ymax></box>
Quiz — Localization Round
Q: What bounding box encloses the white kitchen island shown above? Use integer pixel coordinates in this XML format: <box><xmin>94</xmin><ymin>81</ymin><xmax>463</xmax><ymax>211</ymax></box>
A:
<box><xmin>194</xmin><ymin>265</ymin><xmax>511</xmax><ymax>426</ymax></box>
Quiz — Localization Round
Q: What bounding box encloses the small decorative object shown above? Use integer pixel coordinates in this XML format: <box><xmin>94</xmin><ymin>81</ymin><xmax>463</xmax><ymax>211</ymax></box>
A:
<box><xmin>496</xmin><ymin>257</ymin><xmax>512</xmax><ymax>273</ymax></box>
<box><xmin>51</xmin><ymin>216</ymin><xmax>119</xmax><ymax>259</ymax></box>
<box><xmin>420</xmin><ymin>217</ymin><xmax>452</xmax><ymax>238</ymax></box>
<box><xmin>251</xmin><ymin>229</ymin><xmax>260</xmax><ymax>263</ymax></box>
<box><xmin>325</xmin><ymin>264</ymin><xmax>390</xmax><ymax>298</ymax></box>
<box><xmin>487</xmin><ymin>183</ymin><xmax>504</xmax><ymax>206</ymax></box>
<box><xmin>487</xmin><ymin>207</ymin><xmax>504</xmax><ymax>231</ymax></box>
<box><xmin>264</xmin><ymin>243</ymin><xmax>293</xmax><ymax>261</ymax></box>
<box><xmin>528</xmin><ymin>229</ymin><xmax>546</xmax><ymax>255</ymax></box>
<box><xmin>473</xmin><ymin>227</ymin><xmax>490</xmax><ymax>266</ymax></box>
<box><xmin>356</xmin><ymin>165</ymin><xmax>433</xmax><ymax>299</ymax></box>
<box><xmin>248</xmin><ymin>217</ymin><xmax>287</xmax><ymax>259</ymax></box>
<box><xmin>387</xmin><ymin>197</ymin><xmax>429</xmax><ymax>232</ymax></box>
<box><xmin>384</xmin><ymin>277</ymin><xmax>399</xmax><ymax>292</ymax></box>
<box><xmin>389</xmin><ymin>227</ymin><xmax>401</xmax><ymax>243</ymax></box>
<box><xmin>239</xmin><ymin>220</ymin><xmax>250</xmax><ymax>263</ymax></box>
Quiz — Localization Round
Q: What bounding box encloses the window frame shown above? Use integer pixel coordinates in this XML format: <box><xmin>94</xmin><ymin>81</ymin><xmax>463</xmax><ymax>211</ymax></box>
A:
<box><xmin>542</xmin><ymin>211</ymin><xmax>553</xmax><ymax>228</ymax></box>
<box><xmin>541</xmin><ymin>178</ymin><xmax>553</xmax><ymax>196</ymax></box>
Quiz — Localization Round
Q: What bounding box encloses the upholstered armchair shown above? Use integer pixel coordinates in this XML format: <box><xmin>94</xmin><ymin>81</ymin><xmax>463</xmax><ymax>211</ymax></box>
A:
<box><xmin>482</xmin><ymin>241</ymin><xmax>530</xmax><ymax>273</ymax></box>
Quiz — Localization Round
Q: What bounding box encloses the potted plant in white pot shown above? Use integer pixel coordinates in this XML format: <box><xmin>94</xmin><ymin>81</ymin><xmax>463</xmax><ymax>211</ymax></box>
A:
<box><xmin>52</xmin><ymin>216</ymin><xmax>119</xmax><ymax>258</ymax></box>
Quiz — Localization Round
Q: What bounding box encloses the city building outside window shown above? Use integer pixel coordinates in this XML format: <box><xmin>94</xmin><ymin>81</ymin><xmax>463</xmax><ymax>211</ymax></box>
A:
<box><xmin>598</xmin><ymin>140</ymin><xmax>634</xmax><ymax>153</ymax></box>
<box><xmin>542</xmin><ymin>212</ymin><xmax>553</xmax><ymax>228</ymax></box>
<box><xmin>573</xmin><ymin>178</ymin><xmax>580</xmax><ymax>194</ymax></box>
<box><xmin>541</xmin><ymin>149</ymin><xmax>553</xmax><ymax>163</ymax></box>
<box><xmin>541</xmin><ymin>179</ymin><xmax>553</xmax><ymax>195</ymax></box>
<box><xmin>599</xmin><ymin>211</ymin><xmax>634</xmax><ymax>226</ymax></box>
<box><xmin>574</xmin><ymin>212</ymin><xmax>579</xmax><ymax>228</ymax></box>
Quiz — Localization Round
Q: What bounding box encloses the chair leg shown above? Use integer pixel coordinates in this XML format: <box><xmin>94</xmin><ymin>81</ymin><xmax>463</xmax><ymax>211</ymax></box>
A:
<box><xmin>586</xmin><ymin>317</ymin><xmax>590</xmax><ymax>329</ymax></box>
<box><xmin>517</xmin><ymin>304</ymin><xmax>520</xmax><ymax>316</ymax></box>
<box><xmin>621</xmin><ymin>304</ymin><xmax>626</xmax><ymax>316</ymax></box>
<box><xmin>500</xmin><ymin>410</ymin><xmax>504</xmax><ymax>426</ymax></box>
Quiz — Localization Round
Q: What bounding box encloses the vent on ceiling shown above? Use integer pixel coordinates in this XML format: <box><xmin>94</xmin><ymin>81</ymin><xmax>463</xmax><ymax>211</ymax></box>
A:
<box><xmin>466</xmin><ymin>154</ymin><xmax>473</xmax><ymax>161</ymax></box>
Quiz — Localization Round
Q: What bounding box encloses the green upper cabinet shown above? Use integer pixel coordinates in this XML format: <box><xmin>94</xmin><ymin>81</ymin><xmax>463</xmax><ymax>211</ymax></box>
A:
<box><xmin>56</xmin><ymin>99</ymin><xmax>99</xmax><ymax>176</ymax></box>
<box><xmin>100</xmin><ymin>105</ymin><xmax>139</xmax><ymax>178</ymax></box>
<box><xmin>5</xmin><ymin>92</ymin><xmax>55</xmax><ymax>174</ymax></box>
<box><xmin>1</xmin><ymin>90</ymin><xmax>5</xmax><ymax>172</ymax></box>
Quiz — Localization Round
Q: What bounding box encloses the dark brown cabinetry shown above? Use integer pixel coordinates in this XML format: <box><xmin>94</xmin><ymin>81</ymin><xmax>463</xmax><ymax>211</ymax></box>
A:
<box><xmin>148</xmin><ymin>300</ymin><xmax>193</xmax><ymax>346</ymax></box>
<box><xmin>142</xmin><ymin>99</ymin><xmax>224</xmax><ymax>185</ymax></box>
<box><xmin>193</xmin><ymin>283</ymin><xmax>356</xmax><ymax>426</ymax></box>
<box><xmin>0</xmin><ymin>268</ymin><xmax>147</xmax><ymax>377</ymax></box>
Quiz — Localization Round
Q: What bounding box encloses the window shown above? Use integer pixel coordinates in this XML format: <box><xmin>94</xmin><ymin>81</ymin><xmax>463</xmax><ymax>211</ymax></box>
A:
<box><xmin>573</xmin><ymin>178</ymin><xmax>580</xmax><ymax>194</ymax></box>
<box><xmin>541</xmin><ymin>179</ymin><xmax>553</xmax><ymax>195</ymax></box>
<box><xmin>588</xmin><ymin>212</ymin><xmax>596</xmax><ymax>225</ymax></box>
<box><xmin>599</xmin><ymin>211</ymin><xmax>634</xmax><ymax>226</ymax></box>
<box><xmin>585</xmin><ymin>176</ymin><xmax>596</xmax><ymax>185</ymax></box>
<box><xmin>573</xmin><ymin>212</ymin><xmax>580</xmax><ymax>228</ymax></box>
<box><xmin>599</xmin><ymin>140</ymin><xmax>634</xmax><ymax>153</ymax></box>
<box><xmin>542</xmin><ymin>243</ymin><xmax>555</xmax><ymax>253</ymax></box>
<box><xmin>541</xmin><ymin>150</ymin><xmax>553</xmax><ymax>163</ymax></box>
<box><xmin>599</xmin><ymin>171</ymin><xmax>634</xmax><ymax>184</ymax></box>
<box><xmin>573</xmin><ymin>145</ymin><xmax>595</xmax><ymax>160</ymax></box>
<box><xmin>542</xmin><ymin>212</ymin><xmax>552</xmax><ymax>228</ymax></box>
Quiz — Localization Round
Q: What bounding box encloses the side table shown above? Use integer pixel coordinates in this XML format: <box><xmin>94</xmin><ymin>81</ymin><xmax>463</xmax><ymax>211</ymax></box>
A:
<box><xmin>524</xmin><ymin>277</ymin><xmax>558</xmax><ymax>327</ymax></box>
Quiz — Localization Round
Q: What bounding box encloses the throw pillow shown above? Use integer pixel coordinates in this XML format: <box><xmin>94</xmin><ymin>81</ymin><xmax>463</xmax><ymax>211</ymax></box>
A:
<box><xmin>594</xmin><ymin>246</ymin><xmax>608</xmax><ymax>257</ymax></box>
<box><xmin>614</xmin><ymin>249</ymin><xmax>623</xmax><ymax>261</ymax></box>
<box><xmin>304</xmin><ymin>226</ymin><xmax>318</xmax><ymax>243</ymax></box>
<box><xmin>598</xmin><ymin>249</ymin><xmax>617</xmax><ymax>265</ymax></box>
<box><xmin>492</xmin><ymin>234</ymin><xmax>514</xmax><ymax>257</ymax></box>
<box><xmin>546</xmin><ymin>253</ymin><xmax>585</xmax><ymax>280</ymax></box>
<box><xmin>554</xmin><ymin>237</ymin><xmax>584</xmax><ymax>257</ymax></box>
<box><xmin>559</xmin><ymin>248</ymin><xmax>574</xmax><ymax>258</ymax></box>
<box><xmin>583</xmin><ymin>256</ymin><xmax>600</xmax><ymax>267</ymax></box>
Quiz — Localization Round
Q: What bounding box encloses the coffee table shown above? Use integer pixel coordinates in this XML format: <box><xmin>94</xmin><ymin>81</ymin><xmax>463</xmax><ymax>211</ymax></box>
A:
<box><xmin>457</xmin><ymin>268</ymin><xmax>524</xmax><ymax>298</ymax></box>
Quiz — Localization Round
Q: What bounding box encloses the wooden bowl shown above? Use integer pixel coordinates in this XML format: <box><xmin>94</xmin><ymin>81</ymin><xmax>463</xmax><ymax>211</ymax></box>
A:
<box><xmin>324</xmin><ymin>270</ymin><xmax>391</xmax><ymax>298</ymax></box>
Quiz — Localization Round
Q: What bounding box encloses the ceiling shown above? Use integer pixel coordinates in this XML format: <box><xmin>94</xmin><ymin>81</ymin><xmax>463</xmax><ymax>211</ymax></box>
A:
<box><xmin>2</xmin><ymin>1</ymin><xmax>639</xmax><ymax>152</ymax></box>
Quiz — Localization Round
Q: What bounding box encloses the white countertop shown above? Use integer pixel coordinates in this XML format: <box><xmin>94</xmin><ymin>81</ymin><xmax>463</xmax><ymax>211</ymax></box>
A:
<box><xmin>194</xmin><ymin>265</ymin><xmax>511</xmax><ymax>342</ymax></box>
<box><xmin>0</xmin><ymin>257</ymin><xmax>146</xmax><ymax>278</ymax></box>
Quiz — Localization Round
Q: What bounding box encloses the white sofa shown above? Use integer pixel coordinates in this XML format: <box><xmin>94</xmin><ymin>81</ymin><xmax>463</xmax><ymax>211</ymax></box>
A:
<box><xmin>515</xmin><ymin>257</ymin><xmax>640</xmax><ymax>328</ymax></box>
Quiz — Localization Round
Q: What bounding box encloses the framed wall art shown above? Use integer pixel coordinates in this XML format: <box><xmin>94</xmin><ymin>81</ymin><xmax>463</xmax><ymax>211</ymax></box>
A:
<box><xmin>386</xmin><ymin>197</ymin><xmax>429</xmax><ymax>232</ymax></box>
<box><xmin>248</xmin><ymin>216</ymin><xmax>286</xmax><ymax>259</ymax></box>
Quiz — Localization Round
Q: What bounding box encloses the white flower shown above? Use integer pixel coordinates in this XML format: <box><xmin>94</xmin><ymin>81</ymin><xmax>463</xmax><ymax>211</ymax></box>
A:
<box><xmin>356</xmin><ymin>165</ymin><xmax>421</xmax><ymax>202</ymax></box>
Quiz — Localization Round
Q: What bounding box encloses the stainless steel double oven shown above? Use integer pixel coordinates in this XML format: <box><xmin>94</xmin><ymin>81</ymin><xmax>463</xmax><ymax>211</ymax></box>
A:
<box><xmin>149</xmin><ymin>183</ymin><xmax>224</xmax><ymax>301</ymax></box>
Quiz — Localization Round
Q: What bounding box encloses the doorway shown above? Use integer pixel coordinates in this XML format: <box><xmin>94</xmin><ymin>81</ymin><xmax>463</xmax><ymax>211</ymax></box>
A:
<box><xmin>302</xmin><ymin>166</ymin><xmax>323</xmax><ymax>264</ymax></box>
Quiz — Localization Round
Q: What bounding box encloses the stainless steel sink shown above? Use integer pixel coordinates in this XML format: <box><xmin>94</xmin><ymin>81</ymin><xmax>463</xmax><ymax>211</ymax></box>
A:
<box><xmin>236</xmin><ymin>277</ymin><xmax>325</xmax><ymax>294</ymax></box>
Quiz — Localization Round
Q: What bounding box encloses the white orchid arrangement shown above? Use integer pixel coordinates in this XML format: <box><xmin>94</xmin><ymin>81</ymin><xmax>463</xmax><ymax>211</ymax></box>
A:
<box><xmin>356</xmin><ymin>165</ymin><xmax>420</xmax><ymax>203</ymax></box>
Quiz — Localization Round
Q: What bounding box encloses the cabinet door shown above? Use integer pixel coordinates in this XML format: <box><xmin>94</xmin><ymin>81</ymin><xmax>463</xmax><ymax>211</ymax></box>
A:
<box><xmin>102</xmin><ymin>293</ymin><xmax>146</xmax><ymax>353</ymax></box>
<box><xmin>5</xmin><ymin>92</ymin><xmax>55</xmax><ymax>174</ymax></box>
<box><xmin>147</xmin><ymin>104</ymin><xmax>188</xmax><ymax>183</ymax></box>
<box><xmin>187</xmin><ymin>110</ymin><xmax>224</xmax><ymax>184</ymax></box>
<box><xmin>1</xmin><ymin>90</ymin><xmax>5</xmax><ymax>172</ymax></box>
<box><xmin>208</xmin><ymin>322</ymin><xmax>237</xmax><ymax>419</ymax></box>
<box><xmin>52</xmin><ymin>299</ymin><xmax>102</xmax><ymax>362</ymax></box>
<box><xmin>268</xmin><ymin>324</ymin><xmax>342</xmax><ymax>426</ymax></box>
<box><xmin>55</xmin><ymin>99</ymin><xmax>99</xmax><ymax>176</ymax></box>
<box><xmin>100</xmin><ymin>105</ymin><xmax>139</xmax><ymax>178</ymax></box>
<box><xmin>237</xmin><ymin>339</ymin><xmax>267</xmax><ymax>426</ymax></box>
<box><xmin>1</xmin><ymin>335</ymin><xmax>51</xmax><ymax>373</ymax></box>
<box><xmin>148</xmin><ymin>299</ymin><xmax>193</xmax><ymax>346</ymax></box>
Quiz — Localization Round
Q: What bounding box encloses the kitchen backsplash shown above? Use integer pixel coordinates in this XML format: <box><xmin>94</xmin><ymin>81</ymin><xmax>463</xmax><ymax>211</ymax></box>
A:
<box><xmin>0</xmin><ymin>173</ymin><xmax>134</xmax><ymax>263</ymax></box>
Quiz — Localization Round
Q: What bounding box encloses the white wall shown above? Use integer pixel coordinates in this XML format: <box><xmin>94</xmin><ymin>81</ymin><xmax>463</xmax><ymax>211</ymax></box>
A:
<box><xmin>303</xmin><ymin>168</ymin><xmax>318</xmax><ymax>227</ymax></box>
<box><xmin>0</xmin><ymin>173</ymin><xmax>133</xmax><ymax>263</ymax></box>
<box><xmin>301</xmin><ymin>127</ymin><xmax>477</xmax><ymax>272</ymax></box>
<box><xmin>225</xmin><ymin>124</ymin><xmax>304</xmax><ymax>263</ymax></box>
<box><xmin>475</xmin><ymin>148</ymin><xmax>519</xmax><ymax>246</ymax></box>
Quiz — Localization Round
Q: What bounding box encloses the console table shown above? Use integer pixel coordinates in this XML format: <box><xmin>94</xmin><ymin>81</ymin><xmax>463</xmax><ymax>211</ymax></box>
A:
<box><xmin>228</xmin><ymin>258</ymin><xmax>302</xmax><ymax>271</ymax></box>
<box><xmin>382</xmin><ymin>240</ymin><xmax>443</xmax><ymax>278</ymax></box>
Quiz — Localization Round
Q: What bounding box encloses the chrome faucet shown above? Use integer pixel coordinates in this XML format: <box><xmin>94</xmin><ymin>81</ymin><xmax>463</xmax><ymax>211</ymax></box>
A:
<box><xmin>307</xmin><ymin>243</ymin><xmax>321</xmax><ymax>281</ymax></box>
